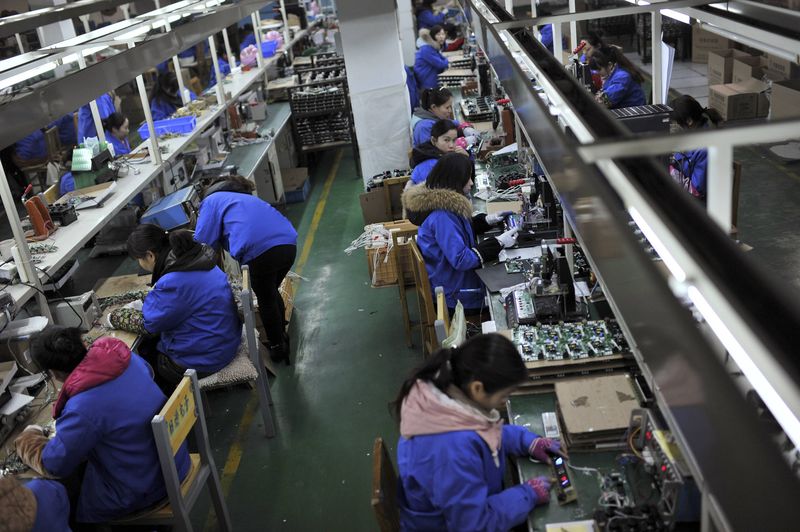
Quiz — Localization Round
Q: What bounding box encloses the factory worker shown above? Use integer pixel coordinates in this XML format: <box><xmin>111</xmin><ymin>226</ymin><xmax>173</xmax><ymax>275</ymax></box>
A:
<box><xmin>0</xmin><ymin>476</ymin><xmax>71</xmax><ymax>532</ymax></box>
<box><xmin>13</xmin><ymin>326</ymin><xmax>190</xmax><ymax>526</ymax></box>
<box><xmin>239</xmin><ymin>24</ymin><xmax>257</xmax><ymax>51</ymax></box>
<box><xmin>77</xmin><ymin>91</ymin><xmax>117</xmax><ymax>142</ymax></box>
<box><xmin>415</xmin><ymin>0</ymin><xmax>447</xmax><ymax>30</ymax></box>
<box><xmin>411</xmin><ymin>87</ymin><xmax>459</xmax><ymax>147</ymax></box>
<box><xmin>50</xmin><ymin>113</ymin><xmax>77</xmax><ymax>149</ymax></box>
<box><xmin>669</xmin><ymin>95</ymin><xmax>723</xmax><ymax>202</ymax></box>
<box><xmin>401</xmin><ymin>153</ymin><xmax>518</xmax><ymax>314</ymax></box>
<box><xmin>405</xmin><ymin>65</ymin><xmax>420</xmax><ymax>111</ymax></box>
<box><xmin>194</xmin><ymin>175</ymin><xmax>298</xmax><ymax>365</ymax></box>
<box><xmin>539</xmin><ymin>24</ymin><xmax>555</xmax><ymax>54</ymax></box>
<box><xmin>149</xmin><ymin>72</ymin><xmax>197</xmax><ymax>121</ymax></box>
<box><xmin>409</xmin><ymin>119</ymin><xmax>468</xmax><ymax>186</ymax></box>
<box><xmin>414</xmin><ymin>25</ymin><xmax>449</xmax><ymax>91</ymax></box>
<box><xmin>122</xmin><ymin>225</ymin><xmax>241</xmax><ymax>391</ymax></box>
<box><xmin>590</xmin><ymin>46</ymin><xmax>646</xmax><ymax>109</ymax></box>
<box><xmin>12</xmin><ymin>129</ymin><xmax>48</xmax><ymax>167</ymax></box>
<box><xmin>208</xmin><ymin>55</ymin><xmax>232</xmax><ymax>88</ymax></box>
<box><xmin>102</xmin><ymin>112</ymin><xmax>131</xmax><ymax>157</ymax></box>
<box><xmin>395</xmin><ymin>333</ymin><xmax>561</xmax><ymax>531</ymax></box>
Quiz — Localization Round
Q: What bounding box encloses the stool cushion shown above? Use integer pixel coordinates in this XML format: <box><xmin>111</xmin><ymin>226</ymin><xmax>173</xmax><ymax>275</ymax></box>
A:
<box><xmin>198</xmin><ymin>331</ymin><xmax>258</xmax><ymax>390</ymax></box>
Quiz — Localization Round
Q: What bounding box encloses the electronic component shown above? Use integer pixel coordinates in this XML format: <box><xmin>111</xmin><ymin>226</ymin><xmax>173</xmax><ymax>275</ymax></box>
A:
<box><xmin>459</xmin><ymin>96</ymin><xmax>495</xmax><ymax>122</ymax></box>
<box><xmin>48</xmin><ymin>203</ymin><xmax>77</xmax><ymax>226</ymax></box>
<box><xmin>505</xmin><ymin>289</ymin><xmax>536</xmax><ymax>327</ymax></box>
<box><xmin>551</xmin><ymin>454</ymin><xmax>577</xmax><ymax>505</ymax></box>
<box><xmin>48</xmin><ymin>291</ymin><xmax>101</xmax><ymax>332</ymax></box>
<box><xmin>542</xmin><ymin>412</ymin><xmax>560</xmax><ymax>438</ymax></box>
<box><xmin>628</xmin><ymin>408</ymin><xmax>698</xmax><ymax>525</ymax></box>
<box><xmin>610</xmin><ymin>104</ymin><xmax>672</xmax><ymax>134</ymax></box>
<box><xmin>140</xmin><ymin>185</ymin><xmax>199</xmax><ymax>230</ymax></box>
<box><xmin>511</xmin><ymin>320</ymin><xmax>628</xmax><ymax>363</ymax></box>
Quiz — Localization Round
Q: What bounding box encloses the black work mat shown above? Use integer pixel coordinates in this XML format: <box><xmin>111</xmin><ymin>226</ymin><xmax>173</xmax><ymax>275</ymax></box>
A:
<box><xmin>476</xmin><ymin>263</ymin><xmax>524</xmax><ymax>292</ymax></box>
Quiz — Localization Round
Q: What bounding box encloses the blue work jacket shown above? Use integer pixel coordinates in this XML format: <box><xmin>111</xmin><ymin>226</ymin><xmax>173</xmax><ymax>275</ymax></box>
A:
<box><xmin>417</xmin><ymin>9</ymin><xmax>446</xmax><ymax>30</ymax></box>
<box><xmin>15</xmin><ymin>130</ymin><xmax>47</xmax><ymax>161</ymax></box>
<box><xmin>150</xmin><ymin>91</ymin><xmax>197</xmax><ymax>121</ymax></box>
<box><xmin>398</xmin><ymin>424</ymin><xmax>540</xmax><ymax>531</ymax></box>
<box><xmin>414</xmin><ymin>44</ymin><xmax>449</xmax><ymax>90</ymax></box>
<box><xmin>240</xmin><ymin>33</ymin><xmax>257</xmax><ymax>51</ymax></box>
<box><xmin>411</xmin><ymin>158</ymin><xmax>438</xmax><ymax>185</ymax></box>
<box><xmin>540</xmin><ymin>24</ymin><xmax>554</xmax><ymax>54</ymax></box>
<box><xmin>144</xmin><ymin>265</ymin><xmax>241</xmax><ymax>373</ymax></box>
<box><xmin>194</xmin><ymin>190</ymin><xmax>297</xmax><ymax>265</ymax></box>
<box><xmin>50</xmin><ymin>114</ymin><xmax>77</xmax><ymax>148</ymax></box>
<box><xmin>41</xmin><ymin>354</ymin><xmax>190</xmax><ymax>523</ymax></box>
<box><xmin>674</xmin><ymin>148</ymin><xmax>708</xmax><ymax>198</ymax></box>
<box><xmin>418</xmin><ymin>209</ymin><xmax>484</xmax><ymax>309</ymax></box>
<box><xmin>106</xmin><ymin>133</ymin><xmax>131</xmax><ymax>156</ymax></box>
<box><xmin>77</xmin><ymin>93</ymin><xmax>115</xmax><ymax>142</ymax></box>
<box><xmin>27</xmin><ymin>479</ymin><xmax>71</xmax><ymax>532</ymax></box>
<box><xmin>412</xmin><ymin>116</ymin><xmax>459</xmax><ymax>148</ymax></box>
<box><xmin>602</xmin><ymin>66</ymin><xmax>646</xmax><ymax>109</ymax></box>
<box><xmin>406</xmin><ymin>66</ymin><xmax>420</xmax><ymax>111</ymax></box>
<box><xmin>209</xmin><ymin>57</ymin><xmax>232</xmax><ymax>87</ymax></box>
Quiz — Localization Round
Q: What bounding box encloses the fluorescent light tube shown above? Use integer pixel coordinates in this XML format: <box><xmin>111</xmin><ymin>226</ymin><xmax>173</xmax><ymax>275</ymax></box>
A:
<box><xmin>0</xmin><ymin>62</ymin><xmax>57</xmax><ymax>91</ymax></box>
<box><xmin>628</xmin><ymin>206</ymin><xmax>687</xmax><ymax>283</ymax></box>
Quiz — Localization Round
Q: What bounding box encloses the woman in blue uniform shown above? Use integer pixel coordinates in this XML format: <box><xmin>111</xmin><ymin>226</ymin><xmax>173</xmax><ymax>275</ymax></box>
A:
<box><xmin>13</xmin><ymin>326</ymin><xmax>190</xmax><ymax>527</ymax></box>
<box><xmin>122</xmin><ymin>225</ymin><xmax>241</xmax><ymax>391</ymax></box>
<box><xmin>0</xmin><ymin>477</ymin><xmax>71</xmax><ymax>532</ymax></box>
<box><xmin>414</xmin><ymin>25</ymin><xmax>449</xmax><ymax>91</ymax></box>
<box><xmin>149</xmin><ymin>72</ymin><xmax>197</xmax><ymax>121</ymax></box>
<box><xmin>411</xmin><ymin>87</ymin><xmax>458</xmax><ymax>147</ymax></box>
<box><xmin>102</xmin><ymin>112</ymin><xmax>131</xmax><ymax>157</ymax></box>
<box><xmin>590</xmin><ymin>46</ymin><xmax>646</xmax><ymax>109</ymax></box>
<box><xmin>410</xmin><ymin>119</ymin><xmax>466</xmax><ymax>186</ymax></box>
<box><xmin>415</xmin><ymin>0</ymin><xmax>447</xmax><ymax>30</ymax></box>
<box><xmin>394</xmin><ymin>333</ymin><xmax>560</xmax><ymax>531</ymax></box>
<box><xmin>77</xmin><ymin>91</ymin><xmax>117</xmax><ymax>141</ymax></box>
<box><xmin>669</xmin><ymin>95</ymin><xmax>723</xmax><ymax>202</ymax></box>
<box><xmin>194</xmin><ymin>176</ymin><xmax>298</xmax><ymax>365</ymax></box>
<box><xmin>401</xmin><ymin>153</ymin><xmax>518</xmax><ymax>314</ymax></box>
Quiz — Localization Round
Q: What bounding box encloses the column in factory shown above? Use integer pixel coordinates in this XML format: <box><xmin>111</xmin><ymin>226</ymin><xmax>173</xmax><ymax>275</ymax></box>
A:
<box><xmin>397</xmin><ymin>0</ymin><xmax>417</xmax><ymax>66</ymax></box>
<box><xmin>338</xmin><ymin>0</ymin><xmax>412</xmax><ymax>184</ymax></box>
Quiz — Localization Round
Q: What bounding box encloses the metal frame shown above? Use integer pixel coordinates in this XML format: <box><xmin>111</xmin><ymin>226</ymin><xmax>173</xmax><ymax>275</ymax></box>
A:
<box><xmin>0</xmin><ymin>0</ymin><xmax>135</xmax><ymax>40</ymax></box>
<box><xmin>462</xmin><ymin>0</ymin><xmax>800</xmax><ymax>529</ymax></box>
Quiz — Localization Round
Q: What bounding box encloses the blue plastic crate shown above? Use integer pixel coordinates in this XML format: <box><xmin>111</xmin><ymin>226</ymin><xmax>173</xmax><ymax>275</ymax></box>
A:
<box><xmin>138</xmin><ymin>116</ymin><xmax>197</xmax><ymax>140</ymax></box>
<box><xmin>285</xmin><ymin>177</ymin><xmax>310</xmax><ymax>204</ymax></box>
<box><xmin>261</xmin><ymin>40</ymin><xmax>279</xmax><ymax>58</ymax></box>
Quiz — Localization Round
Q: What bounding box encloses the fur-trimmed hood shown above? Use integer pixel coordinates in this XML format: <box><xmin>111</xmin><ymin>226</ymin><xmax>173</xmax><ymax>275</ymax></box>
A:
<box><xmin>402</xmin><ymin>185</ymin><xmax>472</xmax><ymax>226</ymax></box>
<box><xmin>418</xmin><ymin>28</ymin><xmax>440</xmax><ymax>49</ymax></box>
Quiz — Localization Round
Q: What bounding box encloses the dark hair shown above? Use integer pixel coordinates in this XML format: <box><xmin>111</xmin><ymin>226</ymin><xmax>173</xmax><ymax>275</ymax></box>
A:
<box><xmin>127</xmin><ymin>224</ymin><xmax>198</xmax><ymax>259</ymax></box>
<box><xmin>102</xmin><ymin>112</ymin><xmax>127</xmax><ymax>132</ymax></box>
<box><xmin>201</xmin><ymin>174</ymin><xmax>255</xmax><ymax>199</ymax></box>
<box><xmin>429</xmin><ymin>24</ymin><xmax>444</xmax><ymax>39</ymax></box>
<box><xmin>31</xmin><ymin>326</ymin><xmax>87</xmax><ymax>374</ymax></box>
<box><xmin>150</xmin><ymin>71</ymin><xmax>181</xmax><ymax>108</ymax></box>
<box><xmin>415</xmin><ymin>0</ymin><xmax>436</xmax><ymax>15</ymax></box>
<box><xmin>392</xmin><ymin>334</ymin><xmax>527</xmax><ymax>421</ymax></box>
<box><xmin>420</xmin><ymin>87</ymin><xmax>452</xmax><ymax>111</ymax></box>
<box><xmin>670</xmin><ymin>94</ymin><xmax>722</xmax><ymax>129</ymax></box>
<box><xmin>426</xmin><ymin>152</ymin><xmax>474</xmax><ymax>192</ymax></box>
<box><xmin>430</xmin><ymin>119</ymin><xmax>457</xmax><ymax>140</ymax></box>
<box><xmin>585</xmin><ymin>29</ymin><xmax>605</xmax><ymax>48</ymax></box>
<box><xmin>589</xmin><ymin>46</ymin><xmax>644</xmax><ymax>84</ymax></box>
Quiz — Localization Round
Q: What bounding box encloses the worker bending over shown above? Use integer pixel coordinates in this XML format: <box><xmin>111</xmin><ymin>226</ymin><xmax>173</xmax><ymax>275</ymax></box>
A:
<box><xmin>116</xmin><ymin>226</ymin><xmax>241</xmax><ymax>393</ymax></box>
<box><xmin>395</xmin><ymin>333</ymin><xmax>561</xmax><ymax>530</ymax></box>
<box><xmin>194</xmin><ymin>176</ymin><xmax>298</xmax><ymax>365</ymax></box>
<box><xmin>14</xmin><ymin>326</ymin><xmax>190</xmax><ymax>528</ymax></box>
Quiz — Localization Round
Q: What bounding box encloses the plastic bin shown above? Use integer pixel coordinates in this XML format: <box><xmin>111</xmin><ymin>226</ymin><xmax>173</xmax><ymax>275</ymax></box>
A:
<box><xmin>261</xmin><ymin>40</ymin><xmax>280</xmax><ymax>58</ymax></box>
<box><xmin>137</xmin><ymin>116</ymin><xmax>197</xmax><ymax>140</ymax></box>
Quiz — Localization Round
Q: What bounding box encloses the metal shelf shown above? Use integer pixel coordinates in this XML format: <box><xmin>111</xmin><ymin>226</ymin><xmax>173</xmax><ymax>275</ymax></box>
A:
<box><xmin>299</xmin><ymin>139</ymin><xmax>352</xmax><ymax>152</ymax></box>
<box><xmin>0</xmin><ymin>0</ymin><xmax>134</xmax><ymax>40</ymax></box>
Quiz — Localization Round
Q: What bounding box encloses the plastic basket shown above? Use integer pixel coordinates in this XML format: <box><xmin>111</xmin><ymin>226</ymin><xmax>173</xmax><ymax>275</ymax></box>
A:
<box><xmin>137</xmin><ymin>116</ymin><xmax>197</xmax><ymax>140</ymax></box>
<box><xmin>261</xmin><ymin>40</ymin><xmax>279</xmax><ymax>58</ymax></box>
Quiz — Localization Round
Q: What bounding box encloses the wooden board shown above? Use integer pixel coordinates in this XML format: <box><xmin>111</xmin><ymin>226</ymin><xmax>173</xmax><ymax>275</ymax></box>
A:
<box><xmin>93</xmin><ymin>274</ymin><xmax>151</xmax><ymax>299</ymax></box>
<box><xmin>440</xmin><ymin>68</ymin><xmax>475</xmax><ymax>77</ymax></box>
<box><xmin>554</xmin><ymin>374</ymin><xmax>640</xmax><ymax>436</ymax></box>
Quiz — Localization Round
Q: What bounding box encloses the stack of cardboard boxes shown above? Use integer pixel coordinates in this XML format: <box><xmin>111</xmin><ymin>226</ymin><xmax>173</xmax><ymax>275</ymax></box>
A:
<box><xmin>694</xmin><ymin>24</ymin><xmax>800</xmax><ymax>121</ymax></box>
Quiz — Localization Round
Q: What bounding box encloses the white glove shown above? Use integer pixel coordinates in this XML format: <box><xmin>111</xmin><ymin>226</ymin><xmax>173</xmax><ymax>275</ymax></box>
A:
<box><xmin>463</xmin><ymin>127</ymin><xmax>479</xmax><ymax>138</ymax></box>
<box><xmin>123</xmin><ymin>299</ymin><xmax>144</xmax><ymax>312</ymax></box>
<box><xmin>103</xmin><ymin>312</ymin><xmax>114</xmax><ymax>328</ymax></box>
<box><xmin>496</xmin><ymin>227</ymin><xmax>519</xmax><ymax>248</ymax></box>
<box><xmin>23</xmin><ymin>425</ymin><xmax>44</xmax><ymax>434</ymax></box>
<box><xmin>486</xmin><ymin>211</ymin><xmax>514</xmax><ymax>225</ymax></box>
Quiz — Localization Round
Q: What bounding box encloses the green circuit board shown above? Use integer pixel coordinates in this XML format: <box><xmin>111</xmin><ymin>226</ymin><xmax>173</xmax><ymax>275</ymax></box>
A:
<box><xmin>512</xmin><ymin>320</ymin><xmax>628</xmax><ymax>362</ymax></box>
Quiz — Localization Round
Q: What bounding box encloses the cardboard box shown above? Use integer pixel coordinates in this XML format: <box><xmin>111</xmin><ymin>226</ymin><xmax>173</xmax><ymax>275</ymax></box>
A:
<box><xmin>707</xmin><ymin>49</ymin><xmax>751</xmax><ymax>85</ymax></box>
<box><xmin>732</xmin><ymin>56</ymin><xmax>764</xmax><ymax>83</ymax></box>
<box><xmin>692</xmin><ymin>24</ymin><xmax>730</xmax><ymax>63</ymax></box>
<box><xmin>771</xmin><ymin>79</ymin><xmax>800</xmax><ymax>120</ymax></box>
<box><xmin>733</xmin><ymin>79</ymin><xmax>770</xmax><ymax>118</ymax></box>
<box><xmin>762</xmin><ymin>67</ymin><xmax>788</xmax><ymax>83</ymax></box>
<box><xmin>282</xmin><ymin>167</ymin><xmax>310</xmax><ymax>204</ymax></box>
<box><xmin>709</xmin><ymin>84</ymin><xmax>757</xmax><ymax>121</ymax></box>
<box><xmin>766</xmin><ymin>53</ymin><xmax>800</xmax><ymax>80</ymax></box>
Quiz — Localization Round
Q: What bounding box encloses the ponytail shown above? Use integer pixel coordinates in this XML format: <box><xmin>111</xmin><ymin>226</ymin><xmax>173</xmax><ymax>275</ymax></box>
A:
<box><xmin>127</xmin><ymin>223</ymin><xmax>169</xmax><ymax>259</ymax></box>
<box><xmin>168</xmin><ymin>229</ymin><xmax>197</xmax><ymax>257</ymax></box>
<box><xmin>392</xmin><ymin>333</ymin><xmax>527</xmax><ymax>421</ymax></box>
<box><xmin>589</xmin><ymin>45</ymin><xmax>644</xmax><ymax>84</ymax></box>
<box><xmin>420</xmin><ymin>87</ymin><xmax>453</xmax><ymax>111</ymax></box>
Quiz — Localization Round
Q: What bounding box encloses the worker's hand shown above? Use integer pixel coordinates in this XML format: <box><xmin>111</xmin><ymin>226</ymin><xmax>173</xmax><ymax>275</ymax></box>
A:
<box><xmin>525</xmin><ymin>476</ymin><xmax>551</xmax><ymax>505</ymax></box>
<box><xmin>529</xmin><ymin>437</ymin><xmax>567</xmax><ymax>463</ymax></box>
<box><xmin>495</xmin><ymin>227</ymin><xmax>519</xmax><ymax>249</ymax></box>
<box><xmin>124</xmin><ymin>299</ymin><xmax>144</xmax><ymax>312</ymax></box>
<box><xmin>22</xmin><ymin>425</ymin><xmax>44</xmax><ymax>434</ymax></box>
<box><xmin>486</xmin><ymin>211</ymin><xmax>513</xmax><ymax>226</ymax></box>
<box><xmin>453</xmin><ymin>145</ymin><xmax>470</xmax><ymax>157</ymax></box>
<box><xmin>455</xmin><ymin>137</ymin><xmax>469</xmax><ymax>152</ymax></box>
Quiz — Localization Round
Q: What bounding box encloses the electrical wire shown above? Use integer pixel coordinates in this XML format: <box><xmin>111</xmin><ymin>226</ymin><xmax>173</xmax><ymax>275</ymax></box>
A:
<box><xmin>628</xmin><ymin>427</ymin><xmax>642</xmax><ymax>459</ymax></box>
<box><xmin>21</xmin><ymin>268</ymin><xmax>84</xmax><ymax>330</ymax></box>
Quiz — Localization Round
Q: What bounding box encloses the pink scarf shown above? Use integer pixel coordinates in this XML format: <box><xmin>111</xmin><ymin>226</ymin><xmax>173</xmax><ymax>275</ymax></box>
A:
<box><xmin>400</xmin><ymin>380</ymin><xmax>504</xmax><ymax>465</ymax></box>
